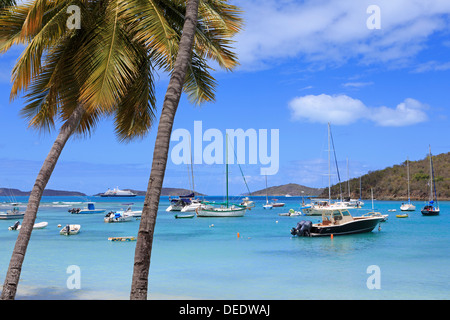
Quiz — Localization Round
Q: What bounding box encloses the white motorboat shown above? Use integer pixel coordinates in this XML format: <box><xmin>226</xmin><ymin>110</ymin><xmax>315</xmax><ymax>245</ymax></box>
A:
<box><xmin>104</xmin><ymin>211</ymin><xmax>133</xmax><ymax>223</ymax></box>
<box><xmin>60</xmin><ymin>224</ymin><xmax>81</xmax><ymax>235</ymax></box>
<box><xmin>74</xmin><ymin>202</ymin><xmax>106</xmax><ymax>214</ymax></box>
<box><xmin>166</xmin><ymin>193</ymin><xmax>195</xmax><ymax>212</ymax></box>
<box><xmin>120</xmin><ymin>203</ymin><xmax>142</xmax><ymax>217</ymax></box>
<box><xmin>180</xmin><ymin>199</ymin><xmax>205</xmax><ymax>212</ymax></box>
<box><xmin>0</xmin><ymin>206</ymin><xmax>24</xmax><ymax>220</ymax></box>
<box><xmin>240</xmin><ymin>197</ymin><xmax>255</xmax><ymax>208</ymax></box>
<box><xmin>100</xmin><ymin>187</ymin><xmax>136</xmax><ymax>197</ymax></box>
<box><xmin>9</xmin><ymin>221</ymin><xmax>48</xmax><ymax>230</ymax></box>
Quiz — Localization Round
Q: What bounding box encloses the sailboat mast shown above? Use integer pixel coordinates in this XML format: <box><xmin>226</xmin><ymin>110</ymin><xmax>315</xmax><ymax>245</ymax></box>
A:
<box><xmin>429</xmin><ymin>146</ymin><xmax>433</xmax><ymax>202</ymax></box>
<box><xmin>226</xmin><ymin>133</ymin><xmax>229</xmax><ymax>208</ymax></box>
<box><xmin>406</xmin><ymin>157</ymin><xmax>410</xmax><ymax>203</ymax></box>
<box><xmin>265</xmin><ymin>174</ymin><xmax>269</xmax><ymax>204</ymax></box>
<box><xmin>347</xmin><ymin>158</ymin><xmax>350</xmax><ymax>198</ymax></box>
<box><xmin>328</xmin><ymin>123</ymin><xmax>331</xmax><ymax>202</ymax></box>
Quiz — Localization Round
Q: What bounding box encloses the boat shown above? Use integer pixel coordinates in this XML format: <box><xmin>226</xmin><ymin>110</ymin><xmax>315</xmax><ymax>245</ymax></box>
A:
<box><xmin>120</xmin><ymin>203</ymin><xmax>142</xmax><ymax>217</ymax></box>
<box><xmin>166</xmin><ymin>193</ymin><xmax>195</xmax><ymax>212</ymax></box>
<box><xmin>263</xmin><ymin>175</ymin><xmax>273</xmax><ymax>209</ymax></box>
<box><xmin>108</xmin><ymin>236</ymin><xmax>136</xmax><ymax>241</ymax></box>
<box><xmin>421</xmin><ymin>146</ymin><xmax>440</xmax><ymax>216</ymax></box>
<box><xmin>302</xmin><ymin>123</ymin><xmax>349</xmax><ymax>216</ymax></box>
<box><xmin>279</xmin><ymin>208</ymin><xmax>302</xmax><ymax>216</ymax></box>
<box><xmin>8</xmin><ymin>221</ymin><xmax>48</xmax><ymax>230</ymax></box>
<box><xmin>70</xmin><ymin>202</ymin><xmax>106</xmax><ymax>214</ymax></box>
<box><xmin>400</xmin><ymin>157</ymin><xmax>416</xmax><ymax>211</ymax></box>
<box><xmin>240</xmin><ymin>197</ymin><xmax>255</xmax><ymax>209</ymax></box>
<box><xmin>196</xmin><ymin>134</ymin><xmax>247</xmax><ymax>218</ymax></box>
<box><xmin>271</xmin><ymin>199</ymin><xmax>285</xmax><ymax>207</ymax></box>
<box><xmin>60</xmin><ymin>224</ymin><xmax>81</xmax><ymax>235</ymax></box>
<box><xmin>388</xmin><ymin>209</ymin><xmax>397</xmax><ymax>212</ymax></box>
<box><xmin>100</xmin><ymin>187</ymin><xmax>136</xmax><ymax>197</ymax></box>
<box><xmin>291</xmin><ymin>208</ymin><xmax>384</xmax><ymax>237</ymax></box>
<box><xmin>0</xmin><ymin>206</ymin><xmax>25</xmax><ymax>220</ymax></box>
<box><xmin>396</xmin><ymin>213</ymin><xmax>409</xmax><ymax>218</ymax></box>
<box><xmin>362</xmin><ymin>189</ymin><xmax>388</xmax><ymax>222</ymax></box>
<box><xmin>174</xmin><ymin>213</ymin><xmax>195</xmax><ymax>219</ymax></box>
<box><xmin>104</xmin><ymin>211</ymin><xmax>133</xmax><ymax>223</ymax></box>
<box><xmin>180</xmin><ymin>199</ymin><xmax>205</xmax><ymax>212</ymax></box>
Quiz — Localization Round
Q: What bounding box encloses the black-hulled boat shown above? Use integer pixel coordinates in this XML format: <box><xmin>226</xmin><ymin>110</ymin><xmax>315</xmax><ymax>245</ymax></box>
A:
<box><xmin>421</xmin><ymin>146</ymin><xmax>440</xmax><ymax>216</ymax></box>
<box><xmin>291</xmin><ymin>208</ymin><xmax>384</xmax><ymax>237</ymax></box>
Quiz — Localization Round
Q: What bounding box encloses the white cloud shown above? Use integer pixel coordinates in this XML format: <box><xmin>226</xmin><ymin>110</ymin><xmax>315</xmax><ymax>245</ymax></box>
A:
<box><xmin>288</xmin><ymin>94</ymin><xmax>429</xmax><ymax>126</ymax></box>
<box><xmin>234</xmin><ymin>0</ymin><xmax>450</xmax><ymax>69</ymax></box>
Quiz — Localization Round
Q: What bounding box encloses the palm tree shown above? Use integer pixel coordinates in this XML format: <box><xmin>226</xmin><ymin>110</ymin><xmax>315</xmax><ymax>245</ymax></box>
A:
<box><xmin>130</xmin><ymin>0</ymin><xmax>242</xmax><ymax>299</ymax></box>
<box><xmin>0</xmin><ymin>0</ymin><xmax>241</xmax><ymax>300</ymax></box>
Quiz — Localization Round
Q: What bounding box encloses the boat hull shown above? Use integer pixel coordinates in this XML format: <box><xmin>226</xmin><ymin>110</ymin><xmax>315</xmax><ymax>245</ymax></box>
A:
<box><xmin>196</xmin><ymin>207</ymin><xmax>246</xmax><ymax>217</ymax></box>
<box><xmin>0</xmin><ymin>213</ymin><xmax>25</xmax><ymax>220</ymax></box>
<box><xmin>421</xmin><ymin>209</ymin><xmax>440</xmax><ymax>216</ymax></box>
<box><xmin>309</xmin><ymin>217</ymin><xmax>383</xmax><ymax>237</ymax></box>
<box><xmin>400</xmin><ymin>204</ymin><xmax>416</xmax><ymax>211</ymax></box>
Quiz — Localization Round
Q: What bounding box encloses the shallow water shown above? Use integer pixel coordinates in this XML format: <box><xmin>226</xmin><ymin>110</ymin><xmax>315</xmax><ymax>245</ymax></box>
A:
<box><xmin>0</xmin><ymin>196</ymin><xmax>448</xmax><ymax>299</ymax></box>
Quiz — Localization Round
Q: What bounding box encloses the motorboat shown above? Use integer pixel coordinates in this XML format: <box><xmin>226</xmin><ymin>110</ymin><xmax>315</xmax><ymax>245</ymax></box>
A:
<box><xmin>279</xmin><ymin>209</ymin><xmax>302</xmax><ymax>217</ymax></box>
<box><xmin>302</xmin><ymin>200</ymin><xmax>348</xmax><ymax>216</ymax></box>
<box><xmin>291</xmin><ymin>208</ymin><xmax>384</xmax><ymax>237</ymax></box>
<box><xmin>263</xmin><ymin>203</ymin><xmax>273</xmax><ymax>210</ymax></box>
<box><xmin>240</xmin><ymin>197</ymin><xmax>255</xmax><ymax>209</ymax></box>
<box><xmin>271</xmin><ymin>199</ymin><xmax>285</xmax><ymax>207</ymax></box>
<box><xmin>60</xmin><ymin>224</ymin><xmax>81</xmax><ymax>235</ymax></box>
<box><xmin>100</xmin><ymin>187</ymin><xmax>136</xmax><ymax>197</ymax></box>
<box><xmin>166</xmin><ymin>193</ymin><xmax>195</xmax><ymax>212</ymax></box>
<box><xmin>120</xmin><ymin>203</ymin><xmax>142</xmax><ymax>217</ymax></box>
<box><xmin>180</xmin><ymin>199</ymin><xmax>205</xmax><ymax>212</ymax></box>
<box><xmin>108</xmin><ymin>236</ymin><xmax>136</xmax><ymax>241</ymax></box>
<box><xmin>0</xmin><ymin>206</ymin><xmax>25</xmax><ymax>220</ymax></box>
<box><xmin>104</xmin><ymin>211</ymin><xmax>133</xmax><ymax>223</ymax></box>
<box><xmin>8</xmin><ymin>221</ymin><xmax>48</xmax><ymax>230</ymax></box>
<box><xmin>69</xmin><ymin>202</ymin><xmax>106</xmax><ymax>214</ymax></box>
<box><xmin>362</xmin><ymin>212</ymin><xmax>388</xmax><ymax>222</ymax></box>
<box><xmin>421</xmin><ymin>146</ymin><xmax>440</xmax><ymax>216</ymax></box>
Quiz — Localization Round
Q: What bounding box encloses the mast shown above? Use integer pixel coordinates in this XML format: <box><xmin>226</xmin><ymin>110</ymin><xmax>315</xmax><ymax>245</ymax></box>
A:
<box><xmin>265</xmin><ymin>174</ymin><xmax>269</xmax><ymax>204</ymax></box>
<box><xmin>328</xmin><ymin>123</ymin><xmax>331</xmax><ymax>202</ymax></box>
<box><xmin>429</xmin><ymin>145</ymin><xmax>439</xmax><ymax>208</ymax></box>
<box><xmin>347</xmin><ymin>157</ymin><xmax>350</xmax><ymax>198</ymax></box>
<box><xmin>226</xmin><ymin>133</ymin><xmax>229</xmax><ymax>208</ymax></box>
<box><xmin>406</xmin><ymin>157</ymin><xmax>410</xmax><ymax>204</ymax></box>
<box><xmin>429</xmin><ymin>146</ymin><xmax>433</xmax><ymax>202</ymax></box>
<box><xmin>359</xmin><ymin>176</ymin><xmax>362</xmax><ymax>201</ymax></box>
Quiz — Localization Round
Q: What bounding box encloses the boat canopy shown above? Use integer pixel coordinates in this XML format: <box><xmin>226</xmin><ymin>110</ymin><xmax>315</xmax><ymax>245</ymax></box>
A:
<box><xmin>88</xmin><ymin>203</ymin><xmax>95</xmax><ymax>210</ymax></box>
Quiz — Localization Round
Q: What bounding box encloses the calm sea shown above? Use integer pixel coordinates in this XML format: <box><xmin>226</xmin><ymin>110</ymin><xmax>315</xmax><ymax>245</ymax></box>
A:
<box><xmin>0</xmin><ymin>196</ymin><xmax>448</xmax><ymax>300</ymax></box>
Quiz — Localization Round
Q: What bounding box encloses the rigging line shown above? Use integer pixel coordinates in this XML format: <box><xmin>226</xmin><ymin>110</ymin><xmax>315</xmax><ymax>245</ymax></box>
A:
<box><xmin>226</xmin><ymin>134</ymin><xmax>252</xmax><ymax>197</ymax></box>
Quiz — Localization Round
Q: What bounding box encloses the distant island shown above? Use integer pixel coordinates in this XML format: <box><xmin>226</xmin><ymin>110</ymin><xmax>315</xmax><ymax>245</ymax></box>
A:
<box><xmin>322</xmin><ymin>151</ymin><xmax>450</xmax><ymax>201</ymax></box>
<box><xmin>248</xmin><ymin>183</ymin><xmax>324</xmax><ymax>197</ymax></box>
<box><xmin>0</xmin><ymin>188</ymin><xmax>86</xmax><ymax>197</ymax></box>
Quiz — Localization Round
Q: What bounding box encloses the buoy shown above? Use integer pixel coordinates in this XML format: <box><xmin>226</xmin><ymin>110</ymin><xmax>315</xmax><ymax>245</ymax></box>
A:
<box><xmin>57</xmin><ymin>224</ymin><xmax>61</xmax><ymax>228</ymax></box>
<box><xmin>237</xmin><ymin>232</ymin><xmax>240</xmax><ymax>238</ymax></box>
<box><xmin>330</xmin><ymin>234</ymin><xmax>334</xmax><ymax>239</ymax></box>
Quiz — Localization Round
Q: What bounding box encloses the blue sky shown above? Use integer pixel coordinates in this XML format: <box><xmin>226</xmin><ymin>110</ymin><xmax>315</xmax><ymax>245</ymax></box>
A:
<box><xmin>1</xmin><ymin>0</ymin><xmax>450</xmax><ymax>196</ymax></box>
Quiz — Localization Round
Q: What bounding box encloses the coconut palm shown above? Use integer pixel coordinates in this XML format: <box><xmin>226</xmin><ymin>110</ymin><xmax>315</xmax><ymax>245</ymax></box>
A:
<box><xmin>129</xmin><ymin>0</ymin><xmax>242</xmax><ymax>299</ymax></box>
<box><xmin>0</xmin><ymin>0</ymin><xmax>241</xmax><ymax>300</ymax></box>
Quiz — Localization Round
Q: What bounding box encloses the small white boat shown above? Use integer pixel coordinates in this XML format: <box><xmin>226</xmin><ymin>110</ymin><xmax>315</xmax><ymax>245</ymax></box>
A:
<box><xmin>0</xmin><ymin>207</ymin><xmax>25</xmax><ymax>220</ymax></box>
<box><xmin>108</xmin><ymin>236</ymin><xmax>136</xmax><ymax>241</ymax></box>
<box><xmin>279</xmin><ymin>209</ymin><xmax>302</xmax><ymax>217</ymax></box>
<box><xmin>263</xmin><ymin>203</ymin><xmax>273</xmax><ymax>210</ymax></box>
<box><xmin>180</xmin><ymin>199</ymin><xmax>205</xmax><ymax>212</ymax></box>
<box><xmin>400</xmin><ymin>203</ymin><xmax>416</xmax><ymax>211</ymax></box>
<box><xmin>60</xmin><ymin>224</ymin><xmax>81</xmax><ymax>235</ymax></box>
<box><xmin>121</xmin><ymin>203</ymin><xmax>142</xmax><ymax>217</ymax></box>
<box><xmin>9</xmin><ymin>221</ymin><xmax>48</xmax><ymax>230</ymax></box>
<box><xmin>104</xmin><ymin>211</ymin><xmax>133</xmax><ymax>223</ymax></box>
<box><xmin>240</xmin><ymin>197</ymin><xmax>255</xmax><ymax>208</ymax></box>
<box><xmin>388</xmin><ymin>209</ymin><xmax>397</xmax><ymax>212</ymax></box>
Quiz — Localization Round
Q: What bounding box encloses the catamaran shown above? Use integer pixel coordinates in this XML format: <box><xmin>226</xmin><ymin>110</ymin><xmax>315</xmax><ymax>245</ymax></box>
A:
<box><xmin>400</xmin><ymin>157</ymin><xmax>416</xmax><ymax>211</ymax></box>
<box><xmin>421</xmin><ymin>146</ymin><xmax>440</xmax><ymax>216</ymax></box>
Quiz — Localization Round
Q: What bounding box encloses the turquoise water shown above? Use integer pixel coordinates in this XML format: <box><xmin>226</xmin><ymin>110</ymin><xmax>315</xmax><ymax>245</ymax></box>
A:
<box><xmin>0</xmin><ymin>196</ymin><xmax>449</xmax><ymax>300</ymax></box>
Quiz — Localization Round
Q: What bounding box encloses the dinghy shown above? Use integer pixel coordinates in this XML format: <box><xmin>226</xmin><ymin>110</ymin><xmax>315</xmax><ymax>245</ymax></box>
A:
<box><xmin>9</xmin><ymin>221</ymin><xmax>48</xmax><ymax>230</ymax></box>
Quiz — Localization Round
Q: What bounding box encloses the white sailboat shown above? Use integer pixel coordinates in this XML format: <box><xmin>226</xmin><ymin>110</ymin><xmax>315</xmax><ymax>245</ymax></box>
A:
<box><xmin>302</xmin><ymin>123</ymin><xmax>348</xmax><ymax>216</ymax></box>
<box><xmin>263</xmin><ymin>175</ymin><xmax>273</xmax><ymax>209</ymax></box>
<box><xmin>196</xmin><ymin>134</ymin><xmax>247</xmax><ymax>217</ymax></box>
<box><xmin>400</xmin><ymin>157</ymin><xmax>416</xmax><ymax>211</ymax></box>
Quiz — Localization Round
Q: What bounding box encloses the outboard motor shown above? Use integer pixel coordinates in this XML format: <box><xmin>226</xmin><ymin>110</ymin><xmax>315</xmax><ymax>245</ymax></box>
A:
<box><xmin>64</xmin><ymin>225</ymin><xmax>70</xmax><ymax>234</ymax></box>
<box><xmin>9</xmin><ymin>221</ymin><xmax>20</xmax><ymax>230</ymax></box>
<box><xmin>291</xmin><ymin>220</ymin><xmax>312</xmax><ymax>237</ymax></box>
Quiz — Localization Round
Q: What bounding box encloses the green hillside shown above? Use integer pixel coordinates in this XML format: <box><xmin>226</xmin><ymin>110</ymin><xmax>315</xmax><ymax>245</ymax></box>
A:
<box><xmin>321</xmin><ymin>152</ymin><xmax>450</xmax><ymax>201</ymax></box>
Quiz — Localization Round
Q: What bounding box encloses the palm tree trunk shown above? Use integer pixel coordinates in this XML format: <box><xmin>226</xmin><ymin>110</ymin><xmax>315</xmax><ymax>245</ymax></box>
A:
<box><xmin>1</xmin><ymin>104</ymin><xmax>85</xmax><ymax>300</ymax></box>
<box><xmin>130</xmin><ymin>0</ymin><xmax>199</xmax><ymax>300</ymax></box>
